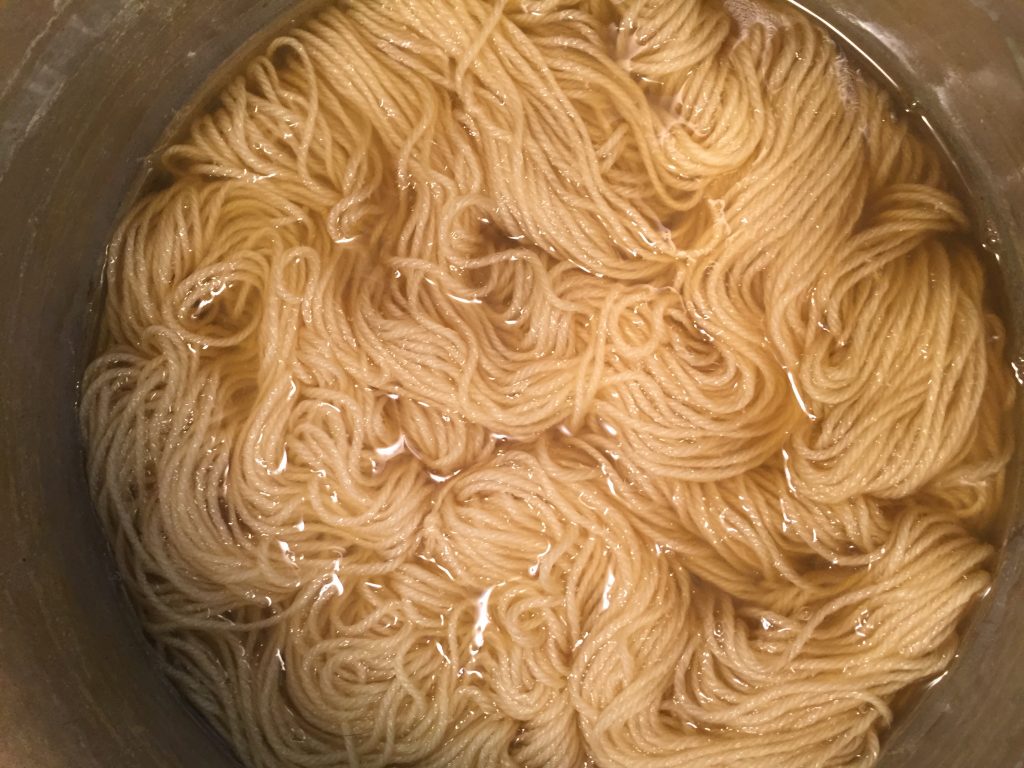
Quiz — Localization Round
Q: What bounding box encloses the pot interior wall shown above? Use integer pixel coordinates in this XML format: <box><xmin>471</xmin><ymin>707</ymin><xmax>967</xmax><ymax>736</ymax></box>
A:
<box><xmin>0</xmin><ymin>2</ymin><xmax>1021</xmax><ymax>767</ymax></box>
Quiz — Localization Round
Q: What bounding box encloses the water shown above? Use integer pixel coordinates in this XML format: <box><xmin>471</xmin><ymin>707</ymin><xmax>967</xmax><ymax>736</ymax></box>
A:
<box><xmin>779</xmin><ymin>0</ymin><xmax>1021</xmax><ymax>735</ymax></box>
<box><xmin>82</xmin><ymin>0</ymin><xmax>1020</xmax><ymax>765</ymax></box>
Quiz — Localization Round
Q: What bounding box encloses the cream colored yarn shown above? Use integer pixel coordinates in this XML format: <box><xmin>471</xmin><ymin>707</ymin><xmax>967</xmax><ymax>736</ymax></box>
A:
<box><xmin>80</xmin><ymin>0</ymin><xmax>1015</xmax><ymax>766</ymax></box>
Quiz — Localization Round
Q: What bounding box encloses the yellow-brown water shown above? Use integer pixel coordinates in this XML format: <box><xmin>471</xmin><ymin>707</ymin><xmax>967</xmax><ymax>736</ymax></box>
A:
<box><xmin>80</xmin><ymin>1</ymin><xmax>1016</xmax><ymax>766</ymax></box>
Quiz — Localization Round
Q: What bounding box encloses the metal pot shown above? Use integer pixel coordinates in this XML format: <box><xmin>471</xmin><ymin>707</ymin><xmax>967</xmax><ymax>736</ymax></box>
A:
<box><xmin>1</xmin><ymin>1</ymin><xmax>1021</xmax><ymax>766</ymax></box>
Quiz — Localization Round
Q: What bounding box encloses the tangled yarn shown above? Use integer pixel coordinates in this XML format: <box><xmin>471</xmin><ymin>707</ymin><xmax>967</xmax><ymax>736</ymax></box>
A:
<box><xmin>81</xmin><ymin>1</ymin><xmax>1014</xmax><ymax>766</ymax></box>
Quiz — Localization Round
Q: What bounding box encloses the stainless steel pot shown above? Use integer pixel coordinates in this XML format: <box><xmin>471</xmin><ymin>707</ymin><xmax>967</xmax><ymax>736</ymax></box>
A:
<box><xmin>1</xmin><ymin>2</ymin><xmax>1021</xmax><ymax>766</ymax></box>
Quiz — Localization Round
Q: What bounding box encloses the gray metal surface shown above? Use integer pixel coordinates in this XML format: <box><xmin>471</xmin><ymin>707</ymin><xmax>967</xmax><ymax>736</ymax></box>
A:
<box><xmin>809</xmin><ymin>2</ymin><xmax>1024</xmax><ymax>765</ymax></box>
<box><xmin>0</xmin><ymin>2</ymin><xmax>302</xmax><ymax>766</ymax></box>
<box><xmin>0</xmin><ymin>1</ymin><xmax>1021</xmax><ymax>767</ymax></box>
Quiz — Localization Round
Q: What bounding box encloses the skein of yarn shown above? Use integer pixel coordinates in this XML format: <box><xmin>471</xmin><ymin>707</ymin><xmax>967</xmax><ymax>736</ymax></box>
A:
<box><xmin>80</xmin><ymin>0</ymin><xmax>1015</xmax><ymax>766</ymax></box>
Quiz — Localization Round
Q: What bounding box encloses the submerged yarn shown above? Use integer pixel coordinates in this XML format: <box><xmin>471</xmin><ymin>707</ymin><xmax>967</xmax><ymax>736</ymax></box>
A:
<box><xmin>80</xmin><ymin>0</ymin><xmax>1014</xmax><ymax>766</ymax></box>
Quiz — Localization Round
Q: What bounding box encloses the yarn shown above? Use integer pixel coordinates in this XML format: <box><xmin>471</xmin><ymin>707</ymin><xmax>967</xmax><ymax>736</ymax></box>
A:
<box><xmin>80</xmin><ymin>1</ymin><xmax>1014</xmax><ymax>766</ymax></box>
